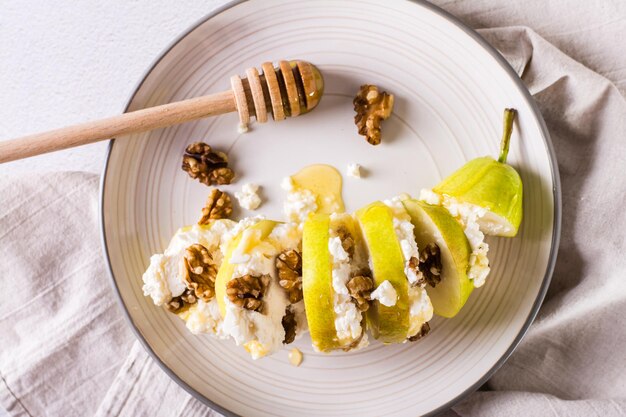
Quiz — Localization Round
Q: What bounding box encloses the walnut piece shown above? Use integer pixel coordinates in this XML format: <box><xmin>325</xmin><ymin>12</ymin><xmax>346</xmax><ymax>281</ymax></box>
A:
<box><xmin>226</xmin><ymin>274</ymin><xmax>271</xmax><ymax>312</ymax></box>
<box><xmin>182</xmin><ymin>142</ymin><xmax>235</xmax><ymax>186</ymax></box>
<box><xmin>165</xmin><ymin>289</ymin><xmax>197</xmax><ymax>314</ymax></box>
<box><xmin>346</xmin><ymin>275</ymin><xmax>375</xmax><ymax>312</ymax></box>
<box><xmin>336</xmin><ymin>226</ymin><xmax>355</xmax><ymax>259</ymax></box>
<box><xmin>198</xmin><ymin>188</ymin><xmax>232</xmax><ymax>224</ymax></box>
<box><xmin>182</xmin><ymin>244</ymin><xmax>217</xmax><ymax>302</ymax></box>
<box><xmin>353</xmin><ymin>84</ymin><xmax>394</xmax><ymax>145</ymax></box>
<box><xmin>276</xmin><ymin>250</ymin><xmax>303</xmax><ymax>303</ymax></box>
<box><xmin>408</xmin><ymin>322</ymin><xmax>431</xmax><ymax>342</ymax></box>
<box><xmin>282</xmin><ymin>306</ymin><xmax>297</xmax><ymax>344</ymax></box>
<box><xmin>409</xmin><ymin>243</ymin><xmax>443</xmax><ymax>288</ymax></box>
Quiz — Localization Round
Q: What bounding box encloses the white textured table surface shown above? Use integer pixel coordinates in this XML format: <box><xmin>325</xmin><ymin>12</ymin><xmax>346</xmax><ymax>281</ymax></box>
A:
<box><xmin>0</xmin><ymin>0</ymin><xmax>228</xmax><ymax>175</ymax></box>
<box><xmin>1</xmin><ymin>0</ymin><xmax>624</xmax><ymax>177</ymax></box>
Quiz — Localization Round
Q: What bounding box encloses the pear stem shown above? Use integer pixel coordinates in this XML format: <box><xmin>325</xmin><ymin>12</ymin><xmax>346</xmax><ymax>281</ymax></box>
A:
<box><xmin>498</xmin><ymin>108</ymin><xmax>517</xmax><ymax>164</ymax></box>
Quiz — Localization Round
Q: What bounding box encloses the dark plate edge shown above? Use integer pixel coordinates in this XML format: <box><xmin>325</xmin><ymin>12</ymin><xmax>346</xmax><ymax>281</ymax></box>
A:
<box><xmin>98</xmin><ymin>1</ymin><xmax>562</xmax><ymax>416</ymax></box>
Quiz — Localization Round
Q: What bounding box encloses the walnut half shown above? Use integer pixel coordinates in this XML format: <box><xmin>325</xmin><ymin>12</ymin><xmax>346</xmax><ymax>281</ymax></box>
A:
<box><xmin>409</xmin><ymin>243</ymin><xmax>443</xmax><ymax>288</ymax></box>
<box><xmin>182</xmin><ymin>142</ymin><xmax>235</xmax><ymax>186</ymax></box>
<box><xmin>182</xmin><ymin>244</ymin><xmax>217</xmax><ymax>302</ymax></box>
<box><xmin>226</xmin><ymin>274</ymin><xmax>271</xmax><ymax>312</ymax></box>
<box><xmin>276</xmin><ymin>250</ymin><xmax>303</xmax><ymax>303</ymax></box>
<box><xmin>346</xmin><ymin>275</ymin><xmax>375</xmax><ymax>312</ymax></box>
<box><xmin>282</xmin><ymin>306</ymin><xmax>297</xmax><ymax>344</ymax></box>
<box><xmin>353</xmin><ymin>84</ymin><xmax>394</xmax><ymax>145</ymax></box>
<box><xmin>198</xmin><ymin>188</ymin><xmax>232</xmax><ymax>224</ymax></box>
<box><xmin>165</xmin><ymin>289</ymin><xmax>197</xmax><ymax>314</ymax></box>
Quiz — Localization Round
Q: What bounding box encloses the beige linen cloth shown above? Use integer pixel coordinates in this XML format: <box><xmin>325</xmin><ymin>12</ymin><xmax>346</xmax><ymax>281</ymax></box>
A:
<box><xmin>1</xmin><ymin>27</ymin><xmax>625</xmax><ymax>417</ymax></box>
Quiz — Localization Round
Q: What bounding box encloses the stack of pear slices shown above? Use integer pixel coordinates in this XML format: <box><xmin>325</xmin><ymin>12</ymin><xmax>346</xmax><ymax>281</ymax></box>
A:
<box><xmin>299</xmin><ymin>109</ymin><xmax>523</xmax><ymax>351</ymax></box>
<box><xmin>302</xmin><ymin>198</ymin><xmax>474</xmax><ymax>351</ymax></box>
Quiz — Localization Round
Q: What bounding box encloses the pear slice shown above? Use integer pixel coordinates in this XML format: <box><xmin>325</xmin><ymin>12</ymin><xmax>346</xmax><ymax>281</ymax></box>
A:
<box><xmin>402</xmin><ymin>199</ymin><xmax>473</xmax><ymax>318</ymax></box>
<box><xmin>355</xmin><ymin>202</ymin><xmax>409</xmax><ymax>344</ymax></box>
<box><xmin>432</xmin><ymin>109</ymin><xmax>523</xmax><ymax>237</ymax></box>
<box><xmin>302</xmin><ymin>213</ymin><xmax>368</xmax><ymax>352</ymax></box>
<box><xmin>215</xmin><ymin>220</ymin><xmax>278</xmax><ymax>317</ymax></box>
<box><xmin>302</xmin><ymin>213</ymin><xmax>338</xmax><ymax>352</ymax></box>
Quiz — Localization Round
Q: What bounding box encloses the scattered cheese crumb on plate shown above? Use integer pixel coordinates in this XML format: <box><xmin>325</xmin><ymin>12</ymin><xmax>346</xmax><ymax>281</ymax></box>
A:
<box><xmin>346</xmin><ymin>163</ymin><xmax>361</xmax><ymax>178</ymax></box>
<box><xmin>235</xmin><ymin>183</ymin><xmax>262</xmax><ymax>210</ymax></box>
<box><xmin>238</xmin><ymin>123</ymin><xmax>249</xmax><ymax>134</ymax></box>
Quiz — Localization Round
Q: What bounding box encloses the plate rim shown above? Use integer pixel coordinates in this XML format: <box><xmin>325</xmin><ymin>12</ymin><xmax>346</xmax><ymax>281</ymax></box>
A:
<box><xmin>99</xmin><ymin>1</ymin><xmax>562</xmax><ymax>415</ymax></box>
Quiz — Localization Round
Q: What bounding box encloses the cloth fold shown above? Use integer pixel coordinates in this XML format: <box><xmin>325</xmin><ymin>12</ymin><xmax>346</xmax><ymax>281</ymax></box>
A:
<box><xmin>1</xmin><ymin>25</ymin><xmax>625</xmax><ymax>417</ymax></box>
<box><xmin>0</xmin><ymin>173</ymin><xmax>136</xmax><ymax>416</ymax></box>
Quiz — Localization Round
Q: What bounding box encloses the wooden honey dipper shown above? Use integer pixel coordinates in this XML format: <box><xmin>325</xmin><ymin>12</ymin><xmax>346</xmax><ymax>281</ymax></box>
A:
<box><xmin>0</xmin><ymin>60</ymin><xmax>324</xmax><ymax>163</ymax></box>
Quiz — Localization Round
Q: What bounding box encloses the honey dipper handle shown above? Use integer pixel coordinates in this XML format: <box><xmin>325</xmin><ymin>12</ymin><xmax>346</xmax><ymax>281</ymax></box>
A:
<box><xmin>0</xmin><ymin>90</ymin><xmax>236</xmax><ymax>164</ymax></box>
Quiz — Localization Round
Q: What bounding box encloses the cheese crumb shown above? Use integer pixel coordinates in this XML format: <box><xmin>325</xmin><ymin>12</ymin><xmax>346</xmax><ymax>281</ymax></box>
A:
<box><xmin>370</xmin><ymin>280</ymin><xmax>398</xmax><ymax>307</ymax></box>
<box><xmin>281</xmin><ymin>176</ymin><xmax>318</xmax><ymax>223</ymax></box>
<box><xmin>419</xmin><ymin>188</ymin><xmax>441</xmax><ymax>205</ymax></box>
<box><xmin>288</xmin><ymin>348</ymin><xmax>303</xmax><ymax>366</ymax></box>
<box><xmin>238</xmin><ymin>123</ymin><xmax>249</xmax><ymax>134</ymax></box>
<box><xmin>346</xmin><ymin>163</ymin><xmax>362</xmax><ymax>178</ymax></box>
<box><xmin>235</xmin><ymin>183</ymin><xmax>262</xmax><ymax>210</ymax></box>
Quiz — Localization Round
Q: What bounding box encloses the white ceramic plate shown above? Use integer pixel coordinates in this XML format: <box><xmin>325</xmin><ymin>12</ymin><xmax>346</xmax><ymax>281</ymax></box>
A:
<box><xmin>101</xmin><ymin>1</ymin><xmax>560</xmax><ymax>415</ymax></box>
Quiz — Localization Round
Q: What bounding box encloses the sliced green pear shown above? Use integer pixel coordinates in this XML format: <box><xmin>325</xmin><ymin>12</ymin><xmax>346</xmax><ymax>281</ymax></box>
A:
<box><xmin>355</xmin><ymin>202</ymin><xmax>409</xmax><ymax>344</ymax></box>
<box><xmin>432</xmin><ymin>109</ymin><xmax>523</xmax><ymax>237</ymax></box>
<box><xmin>302</xmin><ymin>213</ymin><xmax>338</xmax><ymax>352</ymax></box>
<box><xmin>215</xmin><ymin>220</ymin><xmax>278</xmax><ymax>317</ymax></box>
<box><xmin>303</xmin><ymin>213</ymin><xmax>368</xmax><ymax>352</ymax></box>
<box><xmin>402</xmin><ymin>199</ymin><xmax>473</xmax><ymax>318</ymax></box>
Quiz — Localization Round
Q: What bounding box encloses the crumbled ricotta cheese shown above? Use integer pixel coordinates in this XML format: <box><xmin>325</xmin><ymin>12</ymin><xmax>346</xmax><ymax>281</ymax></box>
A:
<box><xmin>384</xmin><ymin>197</ymin><xmax>421</xmax><ymax>285</ymax></box>
<box><xmin>245</xmin><ymin>280</ymin><xmax>290</xmax><ymax>359</ymax></box>
<box><xmin>184</xmin><ymin>299</ymin><xmax>227</xmax><ymax>338</ymax></box>
<box><xmin>419</xmin><ymin>191</ymin><xmax>492</xmax><ymax>288</ymax></box>
<box><xmin>235</xmin><ymin>183</ymin><xmax>262</xmax><ymax>210</ymax></box>
<box><xmin>328</xmin><ymin>233</ymin><xmax>367</xmax><ymax>349</ymax></box>
<box><xmin>282</xmin><ymin>182</ymin><xmax>318</xmax><ymax>223</ymax></box>
<box><xmin>220</xmin><ymin>216</ymin><xmax>265</xmax><ymax>255</ymax></box>
<box><xmin>269</xmin><ymin>223</ymin><xmax>307</xmax><ymax>339</ymax></box>
<box><xmin>142</xmin><ymin>254</ymin><xmax>171</xmax><ymax>306</ymax></box>
<box><xmin>221</xmin><ymin>239</ymin><xmax>290</xmax><ymax>359</ymax></box>
<box><xmin>346</xmin><ymin>163</ymin><xmax>361</xmax><ymax>178</ymax></box>
<box><xmin>142</xmin><ymin>221</ymin><xmax>236</xmax><ymax>305</ymax></box>
<box><xmin>468</xmin><ymin>242</ymin><xmax>490</xmax><ymax>287</ymax></box>
<box><xmin>407</xmin><ymin>286</ymin><xmax>434</xmax><ymax>337</ymax></box>
<box><xmin>381</xmin><ymin>196</ymin><xmax>434</xmax><ymax>338</ymax></box>
<box><xmin>221</xmin><ymin>219</ymin><xmax>305</xmax><ymax>359</ymax></box>
<box><xmin>329</xmin><ymin>236</ymin><xmax>350</xmax><ymax>263</ymax></box>
<box><xmin>281</xmin><ymin>176</ymin><xmax>295</xmax><ymax>191</ymax></box>
<box><xmin>268</xmin><ymin>222</ymin><xmax>302</xmax><ymax>251</ymax></box>
<box><xmin>221</xmin><ymin>302</ymin><xmax>255</xmax><ymax>346</ymax></box>
<box><xmin>229</xmin><ymin>227</ymin><xmax>276</xmax><ymax>274</ymax></box>
<box><xmin>419</xmin><ymin>188</ymin><xmax>441</xmax><ymax>205</ymax></box>
<box><xmin>238</xmin><ymin>123</ymin><xmax>249</xmax><ymax>134</ymax></box>
<box><xmin>440</xmin><ymin>197</ymin><xmax>491</xmax><ymax>288</ymax></box>
<box><xmin>229</xmin><ymin>227</ymin><xmax>259</xmax><ymax>264</ymax></box>
<box><xmin>232</xmin><ymin>249</ymin><xmax>275</xmax><ymax>278</ymax></box>
<box><xmin>370</xmin><ymin>280</ymin><xmax>398</xmax><ymax>307</ymax></box>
